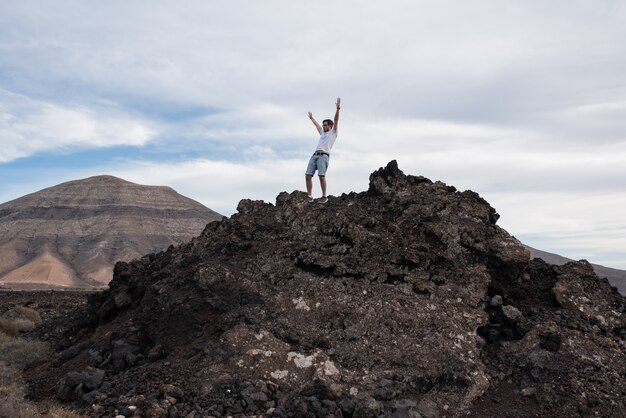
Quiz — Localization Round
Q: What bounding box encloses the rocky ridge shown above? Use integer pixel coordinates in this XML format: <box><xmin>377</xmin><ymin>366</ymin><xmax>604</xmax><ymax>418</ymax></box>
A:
<box><xmin>0</xmin><ymin>176</ymin><xmax>222</xmax><ymax>288</ymax></box>
<box><xmin>526</xmin><ymin>245</ymin><xmax>626</xmax><ymax>296</ymax></box>
<box><xmin>26</xmin><ymin>162</ymin><xmax>625</xmax><ymax>417</ymax></box>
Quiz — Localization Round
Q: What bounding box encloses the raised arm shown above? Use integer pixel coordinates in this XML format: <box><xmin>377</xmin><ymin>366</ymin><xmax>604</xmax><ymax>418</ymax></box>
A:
<box><xmin>333</xmin><ymin>97</ymin><xmax>341</xmax><ymax>132</ymax></box>
<box><xmin>308</xmin><ymin>111</ymin><xmax>322</xmax><ymax>134</ymax></box>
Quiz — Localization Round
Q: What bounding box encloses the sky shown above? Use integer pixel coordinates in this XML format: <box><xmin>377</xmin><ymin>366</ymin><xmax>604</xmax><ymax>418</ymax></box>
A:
<box><xmin>1</xmin><ymin>1</ymin><xmax>625</xmax><ymax>268</ymax></box>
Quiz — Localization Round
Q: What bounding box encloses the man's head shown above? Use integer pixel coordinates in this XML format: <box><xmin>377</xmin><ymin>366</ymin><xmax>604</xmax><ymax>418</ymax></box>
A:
<box><xmin>322</xmin><ymin>119</ymin><xmax>334</xmax><ymax>132</ymax></box>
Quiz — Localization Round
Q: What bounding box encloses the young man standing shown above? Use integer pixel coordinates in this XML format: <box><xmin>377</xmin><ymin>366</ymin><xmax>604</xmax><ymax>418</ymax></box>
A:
<box><xmin>306</xmin><ymin>97</ymin><xmax>341</xmax><ymax>203</ymax></box>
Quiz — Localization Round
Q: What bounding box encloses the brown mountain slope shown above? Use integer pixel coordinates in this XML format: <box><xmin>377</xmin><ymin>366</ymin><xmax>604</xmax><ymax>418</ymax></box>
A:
<box><xmin>0</xmin><ymin>248</ymin><xmax>86</xmax><ymax>288</ymax></box>
<box><xmin>526</xmin><ymin>245</ymin><xmax>626</xmax><ymax>295</ymax></box>
<box><xmin>0</xmin><ymin>175</ymin><xmax>222</xmax><ymax>289</ymax></box>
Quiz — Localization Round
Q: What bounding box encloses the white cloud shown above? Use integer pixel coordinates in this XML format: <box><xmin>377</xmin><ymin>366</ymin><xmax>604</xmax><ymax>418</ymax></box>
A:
<box><xmin>0</xmin><ymin>89</ymin><xmax>158</xmax><ymax>162</ymax></box>
<box><xmin>195</xmin><ymin>103</ymin><xmax>310</xmax><ymax>142</ymax></box>
<box><xmin>547</xmin><ymin>99</ymin><xmax>626</xmax><ymax>142</ymax></box>
<box><xmin>492</xmin><ymin>191</ymin><xmax>626</xmax><ymax>268</ymax></box>
<box><xmin>108</xmin><ymin>158</ymin><xmax>304</xmax><ymax>215</ymax></box>
<box><xmin>3</xmin><ymin>1</ymin><xmax>625</xmax><ymax>118</ymax></box>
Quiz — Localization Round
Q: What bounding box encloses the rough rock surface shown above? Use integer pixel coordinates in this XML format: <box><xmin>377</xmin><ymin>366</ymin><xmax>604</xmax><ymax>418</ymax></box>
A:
<box><xmin>526</xmin><ymin>245</ymin><xmax>626</xmax><ymax>296</ymax></box>
<box><xmin>0</xmin><ymin>175</ymin><xmax>222</xmax><ymax>289</ymax></box>
<box><xmin>25</xmin><ymin>162</ymin><xmax>625</xmax><ymax>417</ymax></box>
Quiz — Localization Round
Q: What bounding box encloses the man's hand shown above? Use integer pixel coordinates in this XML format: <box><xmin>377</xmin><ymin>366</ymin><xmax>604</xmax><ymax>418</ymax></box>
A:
<box><xmin>308</xmin><ymin>111</ymin><xmax>313</xmax><ymax>119</ymax></box>
<box><xmin>336</xmin><ymin>97</ymin><xmax>341</xmax><ymax>109</ymax></box>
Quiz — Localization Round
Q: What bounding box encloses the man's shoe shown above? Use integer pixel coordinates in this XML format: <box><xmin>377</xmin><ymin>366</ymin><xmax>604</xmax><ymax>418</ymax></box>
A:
<box><xmin>317</xmin><ymin>196</ymin><xmax>328</xmax><ymax>204</ymax></box>
<box><xmin>306</xmin><ymin>195</ymin><xmax>314</xmax><ymax>203</ymax></box>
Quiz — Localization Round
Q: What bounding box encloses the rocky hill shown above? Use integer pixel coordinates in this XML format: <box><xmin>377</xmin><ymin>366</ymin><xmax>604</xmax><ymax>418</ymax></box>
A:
<box><xmin>526</xmin><ymin>245</ymin><xmax>626</xmax><ymax>295</ymax></box>
<box><xmin>25</xmin><ymin>162</ymin><xmax>625</xmax><ymax>417</ymax></box>
<box><xmin>0</xmin><ymin>176</ymin><xmax>222</xmax><ymax>289</ymax></box>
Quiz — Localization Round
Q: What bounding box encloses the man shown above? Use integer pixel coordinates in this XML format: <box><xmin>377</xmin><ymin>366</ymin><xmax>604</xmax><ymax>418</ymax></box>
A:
<box><xmin>306</xmin><ymin>97</ymin><xmax>341</xmax><ymax>203</ymax></box>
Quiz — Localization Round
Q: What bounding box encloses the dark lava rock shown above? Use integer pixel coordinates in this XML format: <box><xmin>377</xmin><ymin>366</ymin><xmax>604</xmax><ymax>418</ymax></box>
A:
<box><xmin>56</xmin><ymin>367</ymin><xmax>105</xmax><ymax>402</ymax></box>
<box><xmin>26</xmin><ymin>161</ymin><xmax>625</xmax><ymax>417</ymax></box>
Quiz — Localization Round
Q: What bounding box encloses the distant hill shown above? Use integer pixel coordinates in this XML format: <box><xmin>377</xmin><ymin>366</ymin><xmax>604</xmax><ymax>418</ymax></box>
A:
<box><xmin>0</xmin><ymin>175</ymin><xmax>222</xmax><ymax>289</ymax></box>
<box><xmin>526</xmin><ymin>245</ymin><xmax>626</xmax><ymax>295</ymax></box>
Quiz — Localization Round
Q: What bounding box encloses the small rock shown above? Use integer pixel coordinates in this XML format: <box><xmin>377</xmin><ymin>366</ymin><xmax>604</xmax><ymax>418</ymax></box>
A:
<box><xmin>89</xmin><ymin>349</ymin><xmax>104</xmax><ymax>366</ymax></box>
<box><xmin>147</xmin><ymin>345</ymin><xmax>164</xmax><ymax>360</ymax></box>
<box><xmin>521</xmin><ymin>387</ymin><xmax>537</xmax><ymax>397</ymax></box>
<box><xmin>417</xmin><ymin>399</ymin><xmax>439</xmax><ymax>418</ymax></box>
<box><xmin>490</xmin><ymin>295</ymin><xmax>503</xmax><ymax>307</ymax></box>
<box><xmin>324</xmin><ymin>360</ymin><xmax>340</xmax><ymax>376</ymax></box>
<box><xmin>56</xmin><ymin>384</ymin><xmax>75</xmax><ymax>402</ymax></box>
<box><xmin>340</xmin><ymin>398</ymin><xmax>355</xmax><ymax>415</ymax></box>
<box><xmin>56</xmin><ymin>367</ymin><xmax>105</xmax><ymax>402</ymax></box>
<box><xmin>353</xmin><ymin>397</ymin><xmax>381</xmax><ymax>418</ymax></box>
<box><xmin>322</xmin><ymin>399</ymin><xmax>337</xmax><ymax>411</ymax></box>
<box><xmin>161</xmin><ymin>384</ymin><xmax>184</xmax><ymax>399</ymax></box>
<box><xmin>75</xmin><ymin>368</ymin><xmax>106</xmax><ymax>391</ymax></box>
<box><xmin>169</xmin><ymin>405</ymin><xmax>181</xmax><ymax>418</ymax></box>
<box><xmin>501</xmin><ymin>305</ymin><xmax>523</xmax><ymax>323</ymax></box>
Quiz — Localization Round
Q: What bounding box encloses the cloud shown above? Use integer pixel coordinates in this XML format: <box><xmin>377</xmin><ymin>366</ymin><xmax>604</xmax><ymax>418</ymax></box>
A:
<box><xmin>547</xmin><ymin>99</ymin><xmax>626</xmax><ymax>142</ymax></box>
<box><xmin>0</xmin><ymin>89</ymin><xmax>158</xmax><ymax>162</ymax></box>
<box><xmin>108</xmin><ymin>158</ymin><xmax>305</xmax><ymax>215</ymax></box>
<box><xmin>495</xmin><ymin>191</ymin><xmax>626</xmax><ymax>268</ymax></box>
<box><xmin>3</xmin><ymin>1</ymin><xmax>624</xmax><ymax>121</ymax></box>
<box><xmin>2</xmin><ymin>2</ymin><xmax>625</xmax><ymax>159</ymax></box>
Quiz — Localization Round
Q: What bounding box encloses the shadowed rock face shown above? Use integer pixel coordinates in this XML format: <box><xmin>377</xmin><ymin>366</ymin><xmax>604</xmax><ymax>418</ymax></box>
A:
<box><xmin>0</xmin><ymin>175</ymin><xmax>222</xmax><ymax>288</ymax></box>
<box><xmin>27</xmin><ymin>162</ymin><xmax>625</xmax><ymax>417</ymax></box>
<box><xmin>526</xmin><ymin>245</ymin><xmax>626</xmax><ymax>296</ymax></box>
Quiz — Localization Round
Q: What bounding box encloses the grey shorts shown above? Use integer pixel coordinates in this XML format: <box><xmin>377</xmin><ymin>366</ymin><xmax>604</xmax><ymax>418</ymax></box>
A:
<box><xmin>306</xmin><ymin>153</ymin><xmax>329</xmax><ymax>176</ymax></box>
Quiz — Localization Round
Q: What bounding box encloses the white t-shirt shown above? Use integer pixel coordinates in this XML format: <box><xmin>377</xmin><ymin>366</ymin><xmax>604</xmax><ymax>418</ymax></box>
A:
<box><xmin>314</xmin><ymin>129</ymin><xmax>337</xmax><ymax>154</ymax></box>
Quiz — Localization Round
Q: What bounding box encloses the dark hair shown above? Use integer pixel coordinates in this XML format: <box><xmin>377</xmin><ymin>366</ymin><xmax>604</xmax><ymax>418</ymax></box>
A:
<box><xmin>322</xmin><ymin>119</ymin><xmax>334</xmax><ymax>127</ymax></box>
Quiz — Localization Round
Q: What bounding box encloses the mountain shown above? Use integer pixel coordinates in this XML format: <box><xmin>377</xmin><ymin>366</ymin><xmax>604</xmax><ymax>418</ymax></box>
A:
<box><xmin>526</xmin><ymin>245</ymin><xmax>626</xmax><ymax>295</ymax></box>
<box><xmin>27</xmin><ymin>162</ymin><xmax>625</xmax><ymax>417</ymax></box>
<box><xmin>0</xmin><ymin>175</ymin><xmax>222</xmax><ymax>289</ymax></box>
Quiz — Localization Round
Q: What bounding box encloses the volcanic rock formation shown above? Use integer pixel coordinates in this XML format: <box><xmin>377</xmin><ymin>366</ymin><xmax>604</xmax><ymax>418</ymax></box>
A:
<box><xmin>526</xmin><ymin>245</ymin><xmax>626</xmax><ymax>296</ymax></box>
<box><xmin>0</xmin><ymin>176</ymin><xmax>222</xmax><ymax>289</ymax></box>
<box><xmin>27</xmin><ymin>162</ymin><xmax>625</xmax><ymax>417</ymax></box>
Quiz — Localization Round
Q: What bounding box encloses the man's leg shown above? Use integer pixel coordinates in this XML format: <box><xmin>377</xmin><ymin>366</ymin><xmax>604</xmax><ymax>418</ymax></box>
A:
<box><xmin>317</xmin><ymin>155</ymin><xmax>329</xmax><ymax>199</ymax></box>
<box><xmin>305</xmin><ymin>155</ymin><xmax>317</xmax><ymax>198</ymax></box>
<box><xmin>306</xmin><ymin>175</ymin><xmax>313</xmax><ymax>197</ymax></box>
<box><xmin>319</xmin><ymin>175</ymin><xmax>327</xmax><ymax>197</ymax></box>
